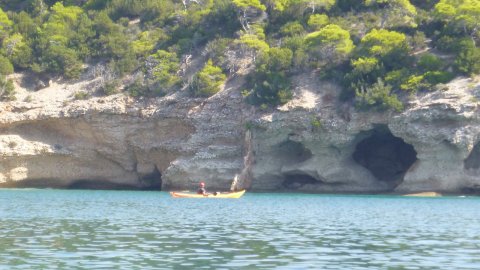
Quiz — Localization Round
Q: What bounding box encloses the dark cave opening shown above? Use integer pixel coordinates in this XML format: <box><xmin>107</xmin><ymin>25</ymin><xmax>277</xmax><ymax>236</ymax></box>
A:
<box><xmin>464</xmin><ymin>142</ymin><xmax>480</xmax><ymax>170</ymax></box>
<box><xmin>282</xmin><ymin>173</ymin><xmax>320</xmax><ymax>190</ymax></box>
<box><xmin>353</xmin><ymin>126</ymin><xmax>417</xmax><ymax>187</ymax></box>
<box><xmin>68</xmin><ymin>166</ymin><xmax>163</xmax><ymax>190</ymax></box>
<box><xmin>68</xmin><ymin>180</ymin><xmax>136</xmax><ymax>190</ymax></box>
<box><xmin>140</xmin><ymin>165</ymin><xmax>162</xmax><ymax>190</ymax></box>
<box><xmin>460</xmin><ymin>185</ymin><xmax>480</xmax><ymax>195</ymax></box>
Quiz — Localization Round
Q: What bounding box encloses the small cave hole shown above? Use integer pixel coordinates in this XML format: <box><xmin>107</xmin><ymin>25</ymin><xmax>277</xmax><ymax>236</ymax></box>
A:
<box><xmin>140</xmin><ymin>166</ymin><xmax>162</xmax><ymax>190</ymax></box>
<box><xmin>353</xmin><ymin>126</ymin><xmax>417</xmax><ymax>187</ymax></box>
<box><xmin>282</xmin><ymin>173</ymin><xmax>320</xmax><ymax>190</ymax></box>
<box><xmin>464</xmin><ymin>142</ymin><xmax>480</xmax><ymax>170</ymax></box>
<box><xmin>275</xmin><ymin>140</ymin><xmax>313</xmax><ymax>164</ymax></box>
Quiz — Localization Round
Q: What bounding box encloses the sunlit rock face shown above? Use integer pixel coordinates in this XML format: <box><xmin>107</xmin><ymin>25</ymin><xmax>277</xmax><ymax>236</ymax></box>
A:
<box><xmin>389</xmin><ymin>77</ymin><xmax>480</xmax><ymax>194</ymax></box>
<box><xmin>250</xmin><ymin>76</ymin><xmax>480</xmax><ymax>194</ymax></box>
<box><xmin>1</xmin><ymin>72</ymin><xmax>480</xmax><ymax>194</ymax></box>
<box><xmin>250</xmin><ymin>79</ymin><xmax>395</xmax><ymax>193</ymax></box>
<box><xmin>0</xmin><ymin>82</ymin><xmax>249</xmax><ymax>190</ymax></box>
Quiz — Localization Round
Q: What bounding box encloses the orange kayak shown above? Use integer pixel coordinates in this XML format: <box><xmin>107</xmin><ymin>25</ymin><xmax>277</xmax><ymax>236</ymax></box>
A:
<box><xmin>170</xmin><ymin>190</ymin><xmax>246</xmax><ymax>198</ymax></box>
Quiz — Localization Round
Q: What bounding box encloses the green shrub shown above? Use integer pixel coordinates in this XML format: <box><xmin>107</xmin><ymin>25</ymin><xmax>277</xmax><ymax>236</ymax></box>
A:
<box><xmin>358</xmin><ymin>29</ymin><xmax>408</xmax><ymax>57</ymax></box>
<box><xmin>3</xmin><ymin>33</ymin><xmax>33</xmax><ymax>69</ymax></box>
<box><xmin>112</xmin><ymin>53</ymin><xmax>139</xmax><ymax>75</ymax></box>
<box><xmin>292</xmin><ymin>48</ymin><xmax>308</xmax><ymax>70</ymax></box>
<box><xmin>423</xmin><ymin>71</ymin><xmax>454</xmax><ymax>85</ymax></box>
<box><xmin>43</xmin><ymin>45</ymin><xmax>83</xmax><ymax>79</ymax></box>
<box><xmin>0</xmin><ymin>76</ymin><xmax>15</xmax><ymax>101</ymax></box>
<box><xmin>455</xmin><ymin>45</ymin><xmax>480</xmax><ymax>75</ymax></box>
<box><xmin>344</xmin><ymin>57</ymin><xmax>385</xmax><ymax>89</ymax></box>
<box><xmin>74</xmin><ymin>91</ymin><xmax>89</xmax><ymax>100</ymax></box>
<box><xmin>351</xmin><ymin>57</ymin><xmax>380</xmax><ymax>75</ymax></box>
<box><xmin>245</xmin><ymin>47</ymin><xmax>293</xmax><ymax>107</ymax></box>
<box><xmin>245</xmin><ymin>70</ymin><xmax>292</xmax><ymax>107</ymax></box>
<box><xmin>11</xmin><ymin>11</ymin><xmax>36</xmax><ymax>37</ymax></box>
<box><xmin>357</xmin><ymin>29</ymin><xmax>412</xmax><ymax>70</ymax></box>
<box><xmin>280</xmin><ymin>21</ymin><xmax>305</xmax><ymax>37</ymax></box>
<box><xmin>190</xmin><ymin>60</ymin><xmax>226</xmax><ymax>97</ymax></box>
<box><xmin>282</xmin><ymin>35</ymin><xmax>305</xmax><ymax>52</ymax></box>
<box><xmin>307</xmin><ymin>14</ymin><xmax>329</xmax><ymax>31</ymax></box>
<box><xmin>238</xmin><ymin>33</ymin><xmax>270</xmax><ymax>55</ymax></box>
<box><xmin>417</xmin><ymin>53</ymin><xmax>444</xmax><ymax>72</ymax></box>
<box><xmin>2</xmin><ymin>0</ymin><xmax>480</xmax><ymax>114</ymax></box>
<box><xmin>132</xmin><ymin>30</ymin><xmax>167</xmax><ymax>57</ymax></box>
<box><xmin>334</xmin><ymin>0</ymin><xmax>364</xmax><ymax>11</ymax></box>
<box><xmin>384</xmin><ymin>68</ymin><xmax>411</xmax><ymax>89</ymax></box>
<box><xmin>435</xmin><ymin>36</ymin><xmax>471</xmax><ymax>54</ymax></box>
<box><xmin>305</xmin><ymin>24</ymin><xmax>354</xmax><ymax>63</ymax></box>
<box><xmin>258</xmin><ymin>47</ymin><xmax>293</xmax><ymax>72</ymax></box>
<box><xmin>146</xmin><ymin>50</ymin><xmax>181</xmax><ymax>96</ymax></box>
<box><xmin>410</xmin><ymin>31</ymin><xmax>427</xmax><ymax>51</ymax></box>
<box><xmin>101</xmin><ymin>80</ymin><xmax>119</xmax><ymax>96</ymax></box>
<box><xmin>410</xmin><ymin>0</ymin><xmax>437</xmax><ymax>9</ymax></box>
<box><xmin>127</xmin><ymin>78</ymin><xmax>149</xmax><ymax>97</ymax></box>
<box><xmin>203</xmin><ymin>38</ymin><xmax>233</xmax><ymax>69</ymax></box>
<box><xmin>355</xmin><ymin>78</ymin><xmax>403</xmax><ymax>112</ymax></box>
<box><xmin>0</xmin><ymin>55</ymin><xmax>14</xmax><ymax>75</ymax></box>
<box><xmin>400</xmin><ymin>74</ymin><xmax>429</xmax><ymax>93</ymax></box>
<box><xmin>105</xmin><ymin>0</ymin><xmax>174</xmax><ymax>21</ymax></box>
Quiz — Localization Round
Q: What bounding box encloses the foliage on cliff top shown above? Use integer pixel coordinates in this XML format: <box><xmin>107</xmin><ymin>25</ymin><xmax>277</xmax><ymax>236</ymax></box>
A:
<box><xmin>0</xmin><ymin>0</ymin><xmax>479</xmax><ymax>111</ymax></box>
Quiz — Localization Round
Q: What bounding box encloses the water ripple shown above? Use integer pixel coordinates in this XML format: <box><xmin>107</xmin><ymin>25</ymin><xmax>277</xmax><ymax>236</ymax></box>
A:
<box><xmin>0</xmin><ymin>190</ymin><xmax>479</xmax><ymax>269</ymax></box>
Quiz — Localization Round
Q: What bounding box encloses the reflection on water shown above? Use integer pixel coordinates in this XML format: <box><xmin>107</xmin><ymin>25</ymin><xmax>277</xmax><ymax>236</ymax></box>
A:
<box><xmin>0</xmin><ymin>189</ymin><xmax>479</xmax><ymax>269</ymax></box>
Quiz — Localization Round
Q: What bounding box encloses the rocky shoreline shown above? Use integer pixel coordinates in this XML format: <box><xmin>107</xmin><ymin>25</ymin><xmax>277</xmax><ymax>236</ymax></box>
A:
<box><xmin>1</xmin><ymin>72</ymin><xmax>480</xmax><ymax>194</ymax></box>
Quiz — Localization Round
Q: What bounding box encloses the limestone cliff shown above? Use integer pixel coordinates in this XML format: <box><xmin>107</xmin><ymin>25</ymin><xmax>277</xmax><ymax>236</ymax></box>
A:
<box><xmin>249</xmin><ymin>75</ymin><xmax>480</xmax><ymax>194</ymax></box>
<box><xmin>0</xmin><ymin>73</ymin><xmax>250</xmax><ymax>191</ymax></box>
<box><xmin>1</xmin><ymin>72</ymin><xmax>480</xmax><ymax>194</ymax></box>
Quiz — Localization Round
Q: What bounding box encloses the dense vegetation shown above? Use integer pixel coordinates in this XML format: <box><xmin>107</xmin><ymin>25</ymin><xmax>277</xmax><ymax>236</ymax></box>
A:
<box><xmin>0</xmin><ymin>0</ymin><xmax>479</xmax><ymax>112</ymax></box>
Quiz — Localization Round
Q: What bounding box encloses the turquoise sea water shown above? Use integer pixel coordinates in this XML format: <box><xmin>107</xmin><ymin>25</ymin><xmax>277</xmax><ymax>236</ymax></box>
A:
<box><xmin>0</xmin><ymin>189</ymin><xmax>479</xmax><ymax>269</ymax></box>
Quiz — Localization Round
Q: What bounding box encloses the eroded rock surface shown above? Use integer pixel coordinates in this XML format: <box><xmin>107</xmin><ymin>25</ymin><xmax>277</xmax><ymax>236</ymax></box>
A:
<box><xmin>0</xmin><ymin>78</ymin><xmax>250</xmax><ymax>190</ymax></box>
<box><xmin>249</xmin><ymin>76</ymin><xmax>480</xmax><ymax>194</ymax></box>
<box><xmin>1</xmin><ymin>73</ymin><xmax>480</xmax><ymax>194</ymax></box>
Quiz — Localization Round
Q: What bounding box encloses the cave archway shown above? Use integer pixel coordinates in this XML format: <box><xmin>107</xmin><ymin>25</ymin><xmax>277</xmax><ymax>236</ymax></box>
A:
<box><xmin>275</xmin><ymin>140</ymin><xmax>313</xmax><ymax>164</ymax></box>
<box><xmin>462</xmin><ymin>141</ymin><xmax>480</xmax><ymax>194</ymax></box>
<box><xmin>273</xmin><ymin>140</ymin><xmax>317</xmax><ymax>190</ymax></box>
<box><xmin>353</xmin><ymin>126</ymin><xmax>417</xmax><ymax>188</ymax></box>
<box><xmin>68</xmin><ymin>166</ymin><xmax>163</xmax><ymax>190</ymax></box>
<box><xmin>464</xmin><ymin>141</ymin><xmax>480</xmax><ymax>170</ymax></box>
<box><xmin>140</xmin><ymin>165</ymin><xmax>162</xmax><ymax>190</ymax></box>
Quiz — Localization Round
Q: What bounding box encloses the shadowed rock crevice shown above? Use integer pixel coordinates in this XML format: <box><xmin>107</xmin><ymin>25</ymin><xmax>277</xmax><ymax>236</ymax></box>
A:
<box><xmin>461</xmin><ymin>185</ymin><xmax>480</xmax><ymax>195</ymax></box>
<box><xmin>68</xmin><ymin>180</ymin><xmax>137</xmax><ymax>190</ymax></box>
<box><xmin>275</xmin><ymin>140</ymin><xmax>312</xmax><ymax>164</ymax></box>
<box><xmin>282</xmin><ymin>173</ymin><xmax>320</xmax><ymax>189</ymax></box>
<box><xmin>353</xmin><ymin>126</ymin><xmax>417</xmax><ymax>188</ymax></box>
<box><xmin>139</xmin><ymin>165</ymin><xmax>162</xmax><ymax>190</ymax></box>
<box><xmin>464</xmin><ymin>142</ymin><xmax>480</xmax><ymax>170</ymax></box>
<box><xmin>5</xmin><ymin>178</ymin><xmax>66</xmax><ymax>188</ymax></box>
<box><xmin>257</xmin><ymin>140</ymin><xmax>316</xmax><ymax>190</ymax></box>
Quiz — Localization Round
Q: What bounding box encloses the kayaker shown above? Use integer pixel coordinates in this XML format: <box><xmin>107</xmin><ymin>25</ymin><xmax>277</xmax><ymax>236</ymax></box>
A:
<box><xmin>197</xmin><ymin>182</ymin><xmax>207</xmax><ymax>195</ymax></box>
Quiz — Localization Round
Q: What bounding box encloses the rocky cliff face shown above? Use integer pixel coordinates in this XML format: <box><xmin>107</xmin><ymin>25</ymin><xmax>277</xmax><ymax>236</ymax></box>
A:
<box><xmin>0</xmin><ymin>74</ymin><xmax>250</xmax><ymax>191</ymax></box>
<box><xmin>1</xmin><ymin>73</ymin><xmax>480</xmax><ymax>194</ymax></box>
<box><xmin>249</xmin><ymin>75</ymin><xmax>480</xmax><ymax>194</ymax></box>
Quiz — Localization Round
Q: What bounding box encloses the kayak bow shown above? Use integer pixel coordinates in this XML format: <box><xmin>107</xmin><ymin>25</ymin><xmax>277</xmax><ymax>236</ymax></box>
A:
<box><xmin>170</xmin><ymin>190</ymin><xmax>246</xmax><ymax>198</ymax></box>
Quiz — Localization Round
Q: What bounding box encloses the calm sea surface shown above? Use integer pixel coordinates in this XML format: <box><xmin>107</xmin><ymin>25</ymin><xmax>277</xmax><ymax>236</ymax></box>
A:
<box><xmin>0</xmin><ymin>189</ymin><xmax>479</xmax><ymax>269</ymax></box>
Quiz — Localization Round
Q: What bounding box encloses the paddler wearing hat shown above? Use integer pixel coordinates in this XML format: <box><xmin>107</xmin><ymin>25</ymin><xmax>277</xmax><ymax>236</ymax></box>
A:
<box><xmin>197</xmin><ymin>181</ymin><xmax>207</xmax><ymax>195</ymax></box>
